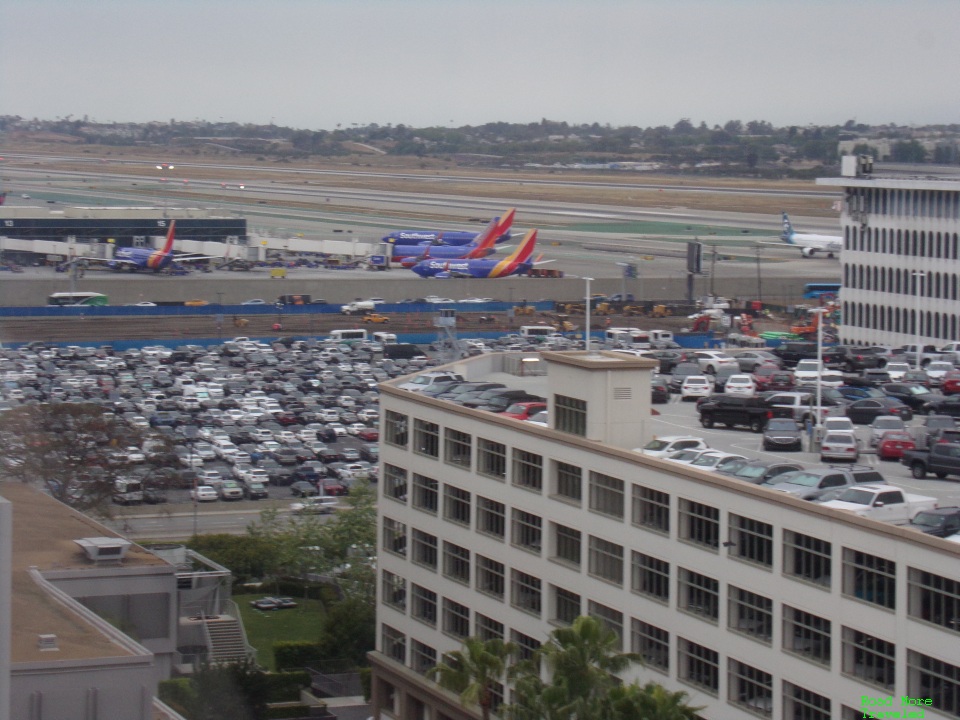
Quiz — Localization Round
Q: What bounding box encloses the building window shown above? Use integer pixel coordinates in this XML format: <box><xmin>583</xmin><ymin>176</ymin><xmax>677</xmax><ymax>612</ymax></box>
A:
<box><xmin>410</xmin><ymin>639</ymin><xmax>437</xmax><ymax>675</ymax></box>
<box><xmin>589</xmin><ymin>471</ymin><xmax>624</xmax><ymax>519</ymax></box>
<box><xmin>728</xmin><ymin>586</ymin><xmax>772</xmax><ymax>643</ymax></box>
<box><xmin>381</xmin><ymin>624</ymin><xmax>406</xmax><ymax>664</ymax></box>
<box><xmin>511</xmin><ymin>509</ymin><xmax>543</xmax><ymax>554</ymax></box>
<box><xmin>679</xmin><ymin>499</ymin><xmax>719</xmax><ymax>550</ymax></box>
<box><xmin>842</xmin><ymin>627</ymin><xmax>895</xmax><ymax>690</ymax></box>
<box><xmin>729</xmin><ymin>514</ymin><xmax>773</xmax><ymax>567</ymax></box>
<box><xmin>512</xmin><ymin>629</ymin><xmax>541</xmax><ymax>664</ymax></box>
<box><xmin>382</xmin><ymin>464</ymin><xmax>408</xmax><ymax>504</ymax></box>
<box><xmin>729</xmin><ymin>659</ymin><xmax>773</xmax><ymax>717</ymax></box>
<box><xmin>381</xmin><ymin>570</ymin><xmax>406</xmax><ymax>612</ymax></box>
<box><xmin>631</xmin><ymin>551</ymin><xmax>670</xmax><ymax>603</ymax></box>
<box><xmin>783</xmin><ymin>530</ymin><xmax>831</xmax><ymax>588</ymax></box>
<box><xmin>631</xmin><ymin>619</ymin><xmax>669</xmax><ymax>673</ymax></box>
<box><xmin>783</xmin><ymin>606</ymin><xmax>831</xmax><ymax>666</ymax></box>
<box><xmin>908</xmin><ymin>568</ymin><xmax>960</xmax><ymax>634</ymax></box>
<box><xmin>477</xmin><ymin>496</ymin><xmax>506</xmax><ymax>539</ymax></box>
<box><xmin>588</xmin><ymin>600</ymin><xmax>624</xmax><ymax>650</ymax></box>
<box><xmin>476</xmin><ymin>555</ymin><xmax>505</xmax><ymax>600</ymax></box>
<box><xmin>475</xmin><ymin>613</ymin><xmax>504</xmax><ymax>641</ymax></box>
<box><xmin>588</xmin><ymin>535</ymin><xmax>624</xmax><ymax>586</ymax></box>
<box><xmin>477</xmin><ymin>438</ymin><xmax>507</xmax><ymax>480</ymax></box>
<box><xmin>444</xmin><ymin>428</ymin><xmax>472</xmax><ymax>468</ymax></box>
<box><xmin>631</xmin><ymin>485</ymin><xmax>670</xmax><ymax>534</ymax></box>
<box><xmin>553</xmin><ymin>586</ymin><xmax>581</xmax><ymax>625</ymax></box>
<box><xmin>908</xmin><ymin>650</ymin><xmax>960</xmax><ymax>718</ymax></box>
<box><xmin>678</xmin><ymin>638</ymin><xmax>719</xmax><ymax>695</ymax></box>
<box><xmin>383</xmin><ymin>410</ymin><xmax>408</xmax><ymax>448</ymax></box>
<box><xmin>679</xmin><ymin>568</ymin><xmax>719</xmax><ymax>622</ymax></box>
<box><xmin>412</xmin><ymin>418</ymin><xmax>439</xmax><ymax>458</ymax></box>
<box><xmin>554</xmin><ymin>394</ymin><xmax>586</xmax><ymax>436</ymax></box>
<box><xmin>552</xmin><ymin>460</ymin><xmax>582</xmax><ymax>503</ymax></box>
<box><xmin>382</xmin><ymin>517</ymin><xmax>407</xmax><ymax>557</ymax></box>
<box><xmin>411</xmin><ymin>529</ymin><xmax>438</xmax><ymax>570</ymax></box>
<box><xmin>411</xmin><ymin>473</ymin><xmax>438</xmax><ymax>514</ymax></box>
<box><xmin>443</xmin><ymin>484</ymin><xmax>471</xmax><ymax>527</ymax></box>
<box><xmin>552</xmin><ymin>523</ymin><xmax>581</xmax><ymax>567</ymax></box>
<box><xmin>410</xmin><ymin>584</ymin><xmax>437</xmax><ymax>627</ymax></box>
<box><xmin>512</xmin><ymin>449</ymin><xmax>544</xmax><ymax>492</ymax></box>
<box><xmin>511</xmin><ymin>570</ymin><xmax>542</xmax><ymax>617</ymax></box>
<box><xmin>442</xmin><ymin>541</ymin><xmax>470</xmax><ymax>585</ymax></box>
<box><xmin>443</xmin><ymin>598</ymin><xmax>471</xmax><ymax>639</ymax></box>
<box><xmin>843</xmin><ymin>548</ymin><xmax>896</xmax><ymax>610</ymax></box>
<box><xmin>783</xmin><ymin>682</ymin><xmax>830</xmax><ymax>720</ymax></box>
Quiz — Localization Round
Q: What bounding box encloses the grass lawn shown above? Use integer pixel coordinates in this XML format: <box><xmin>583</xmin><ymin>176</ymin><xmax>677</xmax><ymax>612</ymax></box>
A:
<box><xmin>235</xmin><ymin>593</ymin><xmax>327</xmax><ymax>672</ymax></box>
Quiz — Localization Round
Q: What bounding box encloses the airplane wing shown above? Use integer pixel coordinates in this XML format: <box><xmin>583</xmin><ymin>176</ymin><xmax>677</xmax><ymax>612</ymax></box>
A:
<box><xmin>172</xmin><ymin>253</ymin><xmax>220</xmax><ymax>263</ymax></box>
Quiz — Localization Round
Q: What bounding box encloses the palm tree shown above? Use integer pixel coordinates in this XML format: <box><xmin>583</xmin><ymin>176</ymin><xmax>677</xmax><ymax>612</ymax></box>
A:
<box><xmin>429</xmin><ymin>636</ymin><xmax>517</xmax><ymax>720</ymax></box>
<box><xmin>606</xmin><ymin>681</ymin><xmax>704</xmax><ymax>720</ymax></box>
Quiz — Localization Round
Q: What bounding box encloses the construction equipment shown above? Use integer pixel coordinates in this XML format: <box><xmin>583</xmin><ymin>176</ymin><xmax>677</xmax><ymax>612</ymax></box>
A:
<box><xmin>594</xmin><ymin>302</ymin><xmax>614</xmax><ymax>316</ymax></box>
<box><xmin>560</xmin><ymin>303</ymin><xmax>586</xmax><ymax>315</ymax></box>
<box><xmin>513</xmin><ymin>305</ymin><xmax>536</xmax><ymax>316</ymax></box>
<box><xmin>790</xmin><ymin>310</ymin><xmax>821</xmax><ymax>336</ymax></box>
<box><xmin>623</xmin><ymin>305</ymin><xmax>645</xmax><ymax>317</ymax></box>
<box><xmin>651</xmin><ymin>305</ymin><xmax>672</xmax><ymax>318</ymax></box>
<box><xmin>691</xmin><ymin>314</ymin><xmax>712</xmax><ymax>332</ymax></box>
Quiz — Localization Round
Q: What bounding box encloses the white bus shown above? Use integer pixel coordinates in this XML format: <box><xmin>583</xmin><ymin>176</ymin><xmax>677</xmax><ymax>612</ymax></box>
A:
<box><xmin>372</xmin><ymin>331</ymin><xmax>398</xmax><ymax>345</ymax></box>
<box><xmin>47</xmin><ymin>292</ymin><xmax>109</xmax><ymax>307</ymax></box>
<box><xmin>519</xmin><ymin>325</ymin><xmax>556</xmax><ymax>339</ymax></box>
<box><xmin>329</xmin><ymin>328</ymin><xmax>368</xmax><ymax>344</ymax></box>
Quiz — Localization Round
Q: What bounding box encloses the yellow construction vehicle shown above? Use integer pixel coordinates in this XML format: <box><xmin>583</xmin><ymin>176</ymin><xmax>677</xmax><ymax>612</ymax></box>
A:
<box><xmin>560</xmin><ymin>303</ymin><xmax>586</xmax><ymax>315</ymax></box>
<box><xmin>650</xmin><ymin>305</ymin><xmax>672</xmax><ymax>318</ymax></box>
<box><xmin>513</xmin><ymin>305</ymin><xmax>536</xmax><ymax>316</ymax></box>
<box><xmin>623</xmin><ymin>305</ymin><xmax>645</xmax><ymax>317</ymax></box>
<box><xmin>594</xmin><ymin>302</ymin><xmax>614</xmax><ymax>316</ymax></box>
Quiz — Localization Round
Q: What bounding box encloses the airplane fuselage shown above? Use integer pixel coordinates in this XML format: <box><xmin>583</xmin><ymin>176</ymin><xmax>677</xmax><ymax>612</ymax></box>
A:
<box><xmin>382</xmin><ymin>230</ymin><xmax>511</xmax><ymax>246</ymax></box>
<box><xmin>411</xmin><ymin>258</ymin><xmax>532</xmax><ymax>279</ymax></box>
<box><xmin>111</xmin><ymin>247</ymin><xmax>174</xmax><ymax>271</ymax></box>
<box><xmin>390</xmin><ymin>244</ymin><xmax>496</xmax><ymax>262</ymax></box>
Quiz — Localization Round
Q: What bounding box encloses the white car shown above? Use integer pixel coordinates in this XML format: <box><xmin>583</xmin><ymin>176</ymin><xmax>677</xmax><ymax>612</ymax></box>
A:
<box><xmin>346</xmin><ymin>422</ymin><xmax>368</xmax><ymax>436</ymax></box>
<box><xmin>680</xmin><ymin>375</ymin><xmax>713</xmax><ymax>400</ymax></box>
<box><xmin>822</xmin><ymin>417</ymin><xmax>856</xmax><ymax>434</ymax></box>
<box><xmin>884</xmin><ymin>362</ymin><xmax>911</xmax><ymax>381</ymax></box>
<box><xmin>665</xmin><ymin>448</ymin><xmax>721</xmax><ymax>465</ymax></box>
<box><xmin>793</xmin><ymin>360</ymin><xmax>843</xmax><ymax>387</ymax></box>
<box><xmin>636</xmin><ymin>436</ymin><xmax>709</xmax><ymax>458</ymax></box>
<box><xmin>724</xmin><ymin>374</ymin><xmax>757</xmax><ymax>397</ymax></box>
<box><xmin>693</xmin><ymin>351</ymin><xmax>739</xmax><ymax>374</ymax></box>
<box><xmin>290</xmin><ymin>496</ymin><xmax>339</xmax><ymax>515</ymax></box>
<box><xmin>868</xmin><ymin>416</ymin><xmax>906</xmax><ymax>446</ymax></box>
<box><xmin>190</xmin><ymin>485</ymin><xmax>219</xmax><ymax>502</ymax></box>
<box><xmin>925</xmin><ymin>361</ymin><xmax>954</xmax><ymax>385</ymax></box>
<box><xmin>327</xmin><ymin>423</ymin><xmax>348</xmax><ymax>437</ymax></box>
<box><xmin>820</xmin><ymin>431</ymin><xmax>859</xmax><ymax>462</ymax></box>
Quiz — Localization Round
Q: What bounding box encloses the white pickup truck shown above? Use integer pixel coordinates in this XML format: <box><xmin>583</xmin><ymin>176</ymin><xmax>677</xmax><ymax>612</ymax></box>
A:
<box><xmin>819</xmin><ymin>484</ymin><xmax>938</xmax><ymax>524</ymax></box>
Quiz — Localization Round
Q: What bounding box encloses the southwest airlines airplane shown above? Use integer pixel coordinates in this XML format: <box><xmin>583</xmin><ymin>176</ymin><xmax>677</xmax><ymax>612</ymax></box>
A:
<box><xmin>107</xmin><ymin>221</ymin><xmax>217</xmax><ymax>271</ymax></box>
<box><xmin>392</xmin><ymin>209</ymin><xmax>516</xmax><ymax>265</ymax></box>
<box><xmin>382</xmin><ymin>211</ymin><xmax>514</xmax><ymax>246</ymax></box>
<box><xmin>410</xmin><ymin>229</ymin><xmax>547</xmax><ymax>278</ymax></box>
<box><xmin>780</xmin><ymin>212</ymin><xmax>842</xmax><ymax>258</ymax></box>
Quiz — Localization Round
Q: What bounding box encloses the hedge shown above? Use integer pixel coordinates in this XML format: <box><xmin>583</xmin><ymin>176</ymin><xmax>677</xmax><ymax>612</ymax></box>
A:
<box><xmin>274</xmin><ymin>641</ymin><xmax>325</xmax><ymax>671</ymax></box>
<box><xmin>265</xmin><ymin>670</ymin><xmax>312</xmax><ymax>702</ymax></box>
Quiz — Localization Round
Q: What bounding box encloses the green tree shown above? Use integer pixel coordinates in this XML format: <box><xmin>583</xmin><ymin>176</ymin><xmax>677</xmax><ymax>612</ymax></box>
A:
<box><xmin>165</xmin><ymin>659</ymin><xmax>270</xmax><ymax>720</ymax></box>
<box><xmin>314</xmin><ymin>596</ymin><xmax>376</xmax><ymax>668</ymax></box>
<box><xmin>606</xmin><ymin>681</ymin><xmax>704</xmax><ymax>720</ymax></box>
<box><xmin>430</xmin><ymin>636</ymin><xmax>517</xmax><ymax>720</ymax></box>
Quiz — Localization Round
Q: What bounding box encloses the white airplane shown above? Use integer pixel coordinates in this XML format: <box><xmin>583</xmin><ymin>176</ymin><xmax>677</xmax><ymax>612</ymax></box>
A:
<box><xmin>779</xmin><ymin>212</ymin><xmax>842</xmax><ymax>258</ymax></box>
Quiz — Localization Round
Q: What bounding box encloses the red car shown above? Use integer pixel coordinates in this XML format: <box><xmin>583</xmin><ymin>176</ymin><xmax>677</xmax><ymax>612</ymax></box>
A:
<box><xmin>877</xmin><ymin>431</ymin><xmax>916</xmax><ymax>460</ymax></box>
<box><xmin>942</xmin><ymin>371</ymin><xmax>960</xmax><ymax>395</ymax></box>
<box><xmin>356</xmin><ymin>428</ymin><xmax>379</xmax><ymax>442</ymax></box>
<box><xmin>751</xmin><ymin>364</ymin><xmax>780</xmax><ymax>391</ymax></box>
<box><xmin>502</xmin><ymin>401</ymin><xmax>548</xmax><ymax>421</ymax></box>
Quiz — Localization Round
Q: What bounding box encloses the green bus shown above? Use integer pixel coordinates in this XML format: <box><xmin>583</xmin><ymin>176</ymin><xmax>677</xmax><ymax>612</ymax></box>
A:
<box><xmin>47</xmin><ymin>292</ymin><xmax>109</xmax><ymax>307</ymax></box>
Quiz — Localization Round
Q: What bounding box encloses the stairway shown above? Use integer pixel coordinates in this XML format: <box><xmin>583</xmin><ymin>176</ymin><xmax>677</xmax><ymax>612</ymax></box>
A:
<box><xmin>205</xmin><ymin>616</ymin><xmax>250</xmax><ymax>664</ymax></box>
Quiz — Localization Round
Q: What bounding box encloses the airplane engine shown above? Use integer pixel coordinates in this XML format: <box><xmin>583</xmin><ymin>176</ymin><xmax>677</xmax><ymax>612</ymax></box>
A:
<box><xmin>801</xmin><ymin>247</ymin><xmax>818</xmax><ymax>258</ymax></box>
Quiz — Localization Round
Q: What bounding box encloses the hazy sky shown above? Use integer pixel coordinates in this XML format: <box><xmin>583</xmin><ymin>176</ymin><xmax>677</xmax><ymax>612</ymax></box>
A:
<box><xmin>3</xmin><ymin>1</ymin><xmax>959</xmax><ymax>131</ymax></box>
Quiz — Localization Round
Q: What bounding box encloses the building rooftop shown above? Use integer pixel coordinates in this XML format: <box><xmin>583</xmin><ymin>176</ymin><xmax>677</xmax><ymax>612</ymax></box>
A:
<box><xmin>0</xmin><ymin>481</ymin><xmax>167</xmax><ymax>663</ymax></box>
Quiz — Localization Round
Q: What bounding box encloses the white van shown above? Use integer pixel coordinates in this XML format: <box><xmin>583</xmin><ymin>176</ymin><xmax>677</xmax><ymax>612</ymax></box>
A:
<box><xmin>329</xmin><ymin>329</ymin><xmax>368</xmax><ymax>344</ymax></box>
<box><xmin>372</xmin><ymin>332</ymin><xmax>398</xmax><ymax>345</ymax></box>
<box><xmin>519</xmin><ymin>325</ymin><xmax>556</xmax><ymax>340</ymax></box>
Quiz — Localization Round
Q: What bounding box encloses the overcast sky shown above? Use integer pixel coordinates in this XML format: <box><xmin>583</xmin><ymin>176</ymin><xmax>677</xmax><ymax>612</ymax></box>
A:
<box><xmin>3</xmin><ymin>0</ymin><xmax>958</xmax><ymax>131</ymax></box>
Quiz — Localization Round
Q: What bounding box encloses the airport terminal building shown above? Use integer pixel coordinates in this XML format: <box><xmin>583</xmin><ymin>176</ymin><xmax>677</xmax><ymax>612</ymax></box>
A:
<box><xmin>819</xmin><ymin>159</ymin><xmax>960</xmax><ymax>346</ymax></box>
<box><xmin>370</xmin><ymin>351</ymin><xmax>960</xmax><ymax>720</ymax></box>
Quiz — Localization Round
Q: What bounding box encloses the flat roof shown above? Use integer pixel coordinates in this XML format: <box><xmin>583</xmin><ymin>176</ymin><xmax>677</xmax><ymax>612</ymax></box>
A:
<box><xmin>0</xmin><ymin>482</ymin><xmax>166</xmax><ymax>663</ymax></box>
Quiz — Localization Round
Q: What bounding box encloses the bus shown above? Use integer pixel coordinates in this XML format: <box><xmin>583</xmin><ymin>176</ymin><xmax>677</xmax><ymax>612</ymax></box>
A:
<box><xmin>329</xmin><ymin>328</ymin><xmax>368</xmax><ymax>344</ymax></box>
<box><xmin>47</xmin><ymin>292</ymin><xmax>109</xmax><ymax>307</ymax></box>
<box><xmin>802</xmin><ymin>283</ymin><xmax>841</xmax><ymax>300</ymax></box>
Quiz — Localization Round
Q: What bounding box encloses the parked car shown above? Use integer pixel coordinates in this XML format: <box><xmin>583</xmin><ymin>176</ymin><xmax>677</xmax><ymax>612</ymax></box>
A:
<box><xmin>868</xmin><ymin>416</ymin><xmax>907</xmax><ymax>446</ymax></box>
<box><xmin>680</xmin><ymin>375</ymin><xmax>713</xmax><ymax>401</ymax></box>
<box><xmin>636</xmin><ymin>436</ymin><xmax>709</xmax><ymax>458</ymax></box>
<box><xmin>877</xmin><ymin>432</ymin><xmax>917</xmax><ymax>461</ymax></box>
<box><xmin>190</xmin><ymin>485</ymin><xmax>219</xmax><ymax>502</ymax></box>
<box><xmin>725</xmin><ymin>460</ymin><xmax>804</xmax><ymax>485</ymax></box>
<box><xmin>764</xmin><ymin>466</ymin><xmax>886</xmax><ymax>501</ymax></box>
<box><xmin>908</xmin><ymin>507</ymin><xmax>960</xmax><ymax>538</ymax></box>
<box><xmin>820</xmin><ymin>431</ymin><xmax>860</xmax><ymax>463</ymax></box>
<box><xmin>762</xmin><ymin>418</ymin><xmax>803</xmax><ymax>451</ymax></box>
<box><xmin>724</xmin><ymin>374</ymin><xmax>757</xmax><ymax>397</ymax></box>
<box><xmin>845</xmin><ymin>397</ymin><xmax>913</xmax><ymax>424</ymax></box>
<box><xmin>290</xmin><ymin>480</ymin><xmax>319</xmax><ymax>497</ymax></box>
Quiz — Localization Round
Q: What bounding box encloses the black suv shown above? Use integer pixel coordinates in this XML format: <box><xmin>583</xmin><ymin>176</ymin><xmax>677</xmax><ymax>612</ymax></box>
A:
<box><xmin>773</xmin><ymin>342</ymin><xmax>845</xmax><ymax>368</ymax></box>
<box><xmin>908</xmin><ymin>507</ymin><xmax>960</xmax><ymax>538</ymax></box>
<box><xmin>699</xmin><ymin>396</ymin><xmax>786</xmax><ymax>432</ymax></box>
<box><xmin>831</xmin><ymin>346</ymin><xmax>884</xmax><ymax>373</ymax></box>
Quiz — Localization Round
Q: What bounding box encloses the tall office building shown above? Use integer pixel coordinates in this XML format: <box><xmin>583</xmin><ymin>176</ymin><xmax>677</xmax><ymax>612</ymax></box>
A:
<box><xmin>819</xmin><ymin>157</ymin><xmax>960</xmax><ymax>346</ymax></box>
<box><xmin>370</xmin><ymin>351</ymin><xmax>960</xmax><ymax>719</ymax></box>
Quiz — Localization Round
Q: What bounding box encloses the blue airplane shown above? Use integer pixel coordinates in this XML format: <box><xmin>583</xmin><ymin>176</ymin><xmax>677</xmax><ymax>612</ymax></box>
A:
<box><xmin>392</xmin><ymin>209</ymin><xmax>515</xmax><ymax>265</ymax></box>
<box><xmin>382</xmin><ymin>210</ymin><xmax>514</xmax><ymax>247</ymax></box>
<box><xmin>106</xmin><ymin>221</ymin><xmax>217</xmax><ymax>272</ymax></box>
<box><xmin>410</xmin><ymin>229</ymin><xmax>548</xmax><ymax>279</ymax></box>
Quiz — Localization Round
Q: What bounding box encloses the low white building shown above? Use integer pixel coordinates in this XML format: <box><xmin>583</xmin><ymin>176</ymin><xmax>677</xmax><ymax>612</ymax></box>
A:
<box><xmin>371</xmin><ymin>351</ymin><xmax>960</xmax><ymax>720</ymax></box>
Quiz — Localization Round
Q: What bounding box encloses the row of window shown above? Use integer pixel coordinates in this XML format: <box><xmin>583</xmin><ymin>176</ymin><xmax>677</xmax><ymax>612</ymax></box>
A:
<box><xmin>844</xmin><ymin>263</ymin><xmax>960</xmax><ymax>301</ymax></box>
<box><xmin>845</xmin><ymin>224</ymin><xmax>960</xmax><ymax>259</ymax></box>
<box><xmin>842</xmin><ymin>300</ymin><xmax>959</xmax><ymax>342</ymax></box>
<box><xmin>845</xmin><ymin>186</ymin><xmax>960</xmax><ymax>223</ymax></box>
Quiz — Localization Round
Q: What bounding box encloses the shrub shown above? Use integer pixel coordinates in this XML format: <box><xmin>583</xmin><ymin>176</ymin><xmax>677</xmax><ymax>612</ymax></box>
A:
<box><xmin>264</xmin><ymin>671</ymin><xmax>311</xmax><ymax>702</ymax></box>
<box><xmin>274</xmin><ymin>641</ymin><xmax>325</xmax><ymax>671</ymax></box>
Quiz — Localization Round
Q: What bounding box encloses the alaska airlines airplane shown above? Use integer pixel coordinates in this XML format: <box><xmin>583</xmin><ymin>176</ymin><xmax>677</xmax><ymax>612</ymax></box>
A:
<box><xmin>780</xmin><ymin>212</ymin><xmax>842</xmax><ymax>258</ymax></box>
<box><xmin>410</xmin><ymin>229</ymin><xmax>546</xmax><ymax>279</ymax></box>
<box><xmin>393</xmin><ymin>209</ymin><xmax>516</xmax><ymax>265</ymax></box>
<box><xmin>107</xmin><ymin>221</ymin><xmax>217</xmax><ymax>272</ymax></box>
<box><xmin>382</xmin><ymin>210</ymin><xmax>514</xmax><ymax>246</ymax></box>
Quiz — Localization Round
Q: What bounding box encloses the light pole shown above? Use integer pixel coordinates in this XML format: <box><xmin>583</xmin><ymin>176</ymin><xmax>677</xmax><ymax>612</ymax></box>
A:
<box><xmin>583</xmin><ymin>277</ymin><xmax>594</xmax><ymax>354</ymax></box>
<box><xmin>811</xmin><ymin>308</ymin><xmax>828</xmax><ymax>444</ymax></box>
<box><xmin>913</xmin><ymin>271</ymin><xmax>927</xmax><ymax>371</ymax></box>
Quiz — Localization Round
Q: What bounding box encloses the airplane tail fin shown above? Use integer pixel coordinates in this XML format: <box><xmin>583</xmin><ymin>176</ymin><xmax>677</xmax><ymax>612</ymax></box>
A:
<box><xmin>466</xmin><ymin>208</ymin><xmax>515</xmax><ymax>259</ymax></box>
<box><xmin>506</xmin><ymin>229</ymin><xmax>538</xmax><ymax>264</ymax></box>
<box><xmin>780</xmin><ymin>212</ymin><xmax>794</xmax><ymax>242</ymax></box>
<box><xmin>161</xmin><ymin>221</ymin><xmax>176</xmax><ymax>254</ymax></box>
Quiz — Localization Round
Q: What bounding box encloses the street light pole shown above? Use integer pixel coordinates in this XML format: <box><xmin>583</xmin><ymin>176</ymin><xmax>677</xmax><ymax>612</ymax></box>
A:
<box><xmin>811</xmin><ymin>307</ymin><xmax>828</xmax><ymax>448</ymax></box>
<box><xmin>583</xmin><ymin>277</ymin><xmax>594</xmax><ymax>354</ymax></box>
<box><xmin>913</xmin><ymin>271</ymin><xmax>927</xmax><ymax>371</ymax></box>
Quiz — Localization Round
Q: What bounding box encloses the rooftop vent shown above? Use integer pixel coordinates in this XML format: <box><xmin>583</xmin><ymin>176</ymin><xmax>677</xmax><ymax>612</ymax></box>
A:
<box><xmin>37</xmin><ymin>634</ymin><xmax>58</xmax><ymax>651</ymax></box>
<box><xmin>74</xmin><ymin>537</ymin><xmax>132</xmax><ymax>565</ymax></box>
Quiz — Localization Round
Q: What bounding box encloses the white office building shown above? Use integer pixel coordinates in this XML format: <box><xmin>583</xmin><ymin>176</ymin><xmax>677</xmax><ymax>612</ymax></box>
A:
<box><xmin>819</xmin><ymin>159</ymin><xmax>960</xmax><ymax>346</ymax></box>
<box><xmin>370</xmin><ymin>351</ymin><xmax>960</xmax><ymax>720</ymax></box>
